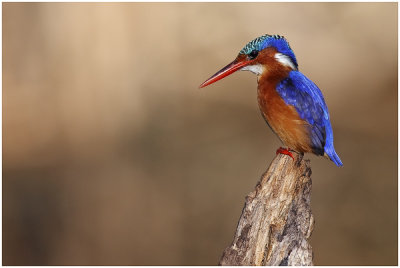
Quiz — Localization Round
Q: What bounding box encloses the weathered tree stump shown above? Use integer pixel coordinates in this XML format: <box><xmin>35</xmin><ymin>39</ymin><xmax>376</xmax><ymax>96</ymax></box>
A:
<box><xmin>219</xmin><ymin>153</ymin><xmax>314</xmax><ymax>266</ymax></box>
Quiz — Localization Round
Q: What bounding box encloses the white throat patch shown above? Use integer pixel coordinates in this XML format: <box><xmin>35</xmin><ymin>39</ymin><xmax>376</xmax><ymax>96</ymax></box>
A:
<box><xmin>274</xmin><ymin>53</ymin><xmax>297</xmax><ymax>70</ymax></box>
<box><xmin>241</xmin><ymin>64</ymin><xmax>264</xmax><ymax>75</ymax></box>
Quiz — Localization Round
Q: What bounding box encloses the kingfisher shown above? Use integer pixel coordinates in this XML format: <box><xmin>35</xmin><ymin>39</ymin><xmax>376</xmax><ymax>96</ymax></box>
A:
<box><xmin>199</xmin><ymin>34</ymin><xmax>343</xmax><ymax>166</ymax></box>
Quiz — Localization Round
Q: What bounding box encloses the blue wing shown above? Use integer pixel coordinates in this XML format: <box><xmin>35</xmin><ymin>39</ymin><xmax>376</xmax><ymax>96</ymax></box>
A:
<box><xmin>276</xmin><ymin>71</ymin><xmax>343</xmax><ymax>166</ymax></box>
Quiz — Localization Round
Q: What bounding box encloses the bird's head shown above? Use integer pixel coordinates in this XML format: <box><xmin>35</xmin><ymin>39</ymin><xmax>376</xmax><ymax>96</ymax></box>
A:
<box><xmin>199</xmin><ymin>34</ymin><xmax>298</xmax><ymax>88</ymax></box>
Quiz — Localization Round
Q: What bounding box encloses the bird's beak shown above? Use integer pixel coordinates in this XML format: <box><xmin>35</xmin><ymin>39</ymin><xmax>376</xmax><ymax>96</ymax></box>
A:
<box><xmin>199</xmin><ymin>59</ymin><xmax>250</xmax><ymax>88</ymax></box>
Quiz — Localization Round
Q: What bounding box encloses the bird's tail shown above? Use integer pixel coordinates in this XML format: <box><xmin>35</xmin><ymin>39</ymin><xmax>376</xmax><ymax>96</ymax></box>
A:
<box><xmin>324</xmin><ymin>146</ymin><xmax>343</xmax><ymax>167</ymax></box>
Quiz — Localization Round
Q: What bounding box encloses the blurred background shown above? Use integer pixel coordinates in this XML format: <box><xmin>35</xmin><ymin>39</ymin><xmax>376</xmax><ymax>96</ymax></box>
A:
<box><xmin>3</xmin><ymin>2</ymin><xmax>397</xmax><ymax>265</ymax></box>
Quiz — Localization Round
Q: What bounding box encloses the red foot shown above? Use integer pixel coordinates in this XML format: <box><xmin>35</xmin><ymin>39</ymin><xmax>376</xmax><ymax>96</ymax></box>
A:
<box><xmin>276</xmin><ymin>147</ymin><xmax>295</xmax><ymax>160</ymax></box>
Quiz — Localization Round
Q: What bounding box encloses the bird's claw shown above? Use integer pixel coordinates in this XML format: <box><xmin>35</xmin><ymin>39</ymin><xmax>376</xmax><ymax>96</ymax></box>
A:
<box><xmin>276</xmin><ymin>147</ymin><xmax>295</xmax><ymax>160</ymax></box>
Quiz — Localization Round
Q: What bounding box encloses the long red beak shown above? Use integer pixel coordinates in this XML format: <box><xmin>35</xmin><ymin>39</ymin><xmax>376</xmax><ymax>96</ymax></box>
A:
<box><xmin>199</xmin><ymin>59</ymin><xmax>249</xmax><ymax>88</ymax></box>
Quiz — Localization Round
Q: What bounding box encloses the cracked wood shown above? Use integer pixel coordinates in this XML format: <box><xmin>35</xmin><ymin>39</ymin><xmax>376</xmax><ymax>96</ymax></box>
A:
<box><xmin>219</xmin><ymin>153</ymin><xmax>314</xmax><ymax>266</ymax></box>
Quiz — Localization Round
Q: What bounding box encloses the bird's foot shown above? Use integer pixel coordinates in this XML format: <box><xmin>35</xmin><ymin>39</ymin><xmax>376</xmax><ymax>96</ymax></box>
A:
<box><xmin>276</xmin><ymin>147</ymin><xmax>295</xmax><ymax>160</ymax></box>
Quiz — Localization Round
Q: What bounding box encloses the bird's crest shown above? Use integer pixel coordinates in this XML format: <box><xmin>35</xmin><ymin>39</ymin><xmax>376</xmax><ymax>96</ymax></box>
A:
<box><xmin>239</xmin><ymin>34</ymin><xmax>298</xmax><ymax>69</ymax></box>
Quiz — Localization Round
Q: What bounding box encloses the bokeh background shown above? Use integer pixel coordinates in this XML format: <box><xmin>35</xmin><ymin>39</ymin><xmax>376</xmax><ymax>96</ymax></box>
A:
<box><xmin>3</xmin><ymin>2</ymin><xmax>397</xmax><ymax>265</ymax></box>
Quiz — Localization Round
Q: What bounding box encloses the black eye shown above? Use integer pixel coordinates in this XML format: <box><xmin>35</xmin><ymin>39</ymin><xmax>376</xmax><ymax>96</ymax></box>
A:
<box><xmin>248</xmin><ymin>50</ymin><xmax>259</xmax><ymax>60</ymax></box>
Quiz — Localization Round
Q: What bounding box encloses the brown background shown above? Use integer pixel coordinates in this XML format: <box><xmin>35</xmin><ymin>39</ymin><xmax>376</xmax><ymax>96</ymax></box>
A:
<box><xmin>3</xmin><ymin>2</ymin><xmax>397</xmax><ymax>265</ymax></box>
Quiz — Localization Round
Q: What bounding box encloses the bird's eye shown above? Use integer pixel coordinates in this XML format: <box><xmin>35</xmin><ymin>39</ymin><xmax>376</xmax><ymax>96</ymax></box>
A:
<box><xmin>248</xmin><ymin>50</ymin><xmax>259</xmax><ymax>60</ymax></box>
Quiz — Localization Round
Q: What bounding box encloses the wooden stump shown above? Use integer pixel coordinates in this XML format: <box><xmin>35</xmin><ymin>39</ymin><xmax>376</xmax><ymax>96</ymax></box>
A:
<box><xmin>219</xmin><ymin>153</ymin><xmax>314</xmax><ymax>266</ymax></box>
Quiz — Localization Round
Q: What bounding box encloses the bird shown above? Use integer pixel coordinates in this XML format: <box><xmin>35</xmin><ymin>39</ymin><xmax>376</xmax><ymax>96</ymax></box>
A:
<box><xmin>199</xmin><ymin>34</ymin><xmax>343</xmax><ymax>167</ymax></box>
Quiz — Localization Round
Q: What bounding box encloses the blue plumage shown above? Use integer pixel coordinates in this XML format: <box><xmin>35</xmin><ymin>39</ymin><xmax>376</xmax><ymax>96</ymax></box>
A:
<box><xmin>240</xmin><ymin>34</ymin><xmax>298</xmax><ymax>69</ymax></box>
<box><xmin>276</xmin><ymin>71</ymin><xmax>343</xmax><ymax>166</ymax></box>
<box><xmin>200</xmin><ymin>34</ymin><xmax>342</xmax><ymax>167</ymax></box>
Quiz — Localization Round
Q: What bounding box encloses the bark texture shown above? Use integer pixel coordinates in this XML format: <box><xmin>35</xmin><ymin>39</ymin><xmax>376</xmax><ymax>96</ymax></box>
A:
<box><xmin>219</xmin><ymin>153</ymin><xmax>314</xmax><ymax>266</ymax></box>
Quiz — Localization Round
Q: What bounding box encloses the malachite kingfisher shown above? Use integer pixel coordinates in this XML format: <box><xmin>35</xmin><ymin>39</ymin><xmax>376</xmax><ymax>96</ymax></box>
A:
<box><xmin>200</xmin><ymin>34</ymin><xmax>343</xmax><ymax>167</ymax></box>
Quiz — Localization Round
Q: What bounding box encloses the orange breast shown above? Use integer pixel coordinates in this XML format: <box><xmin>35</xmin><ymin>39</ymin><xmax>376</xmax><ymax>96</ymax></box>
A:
<box><xmin>257</xmin><ymin>75</ymin><xmax>312</xmax><ymax>153</ymax></box>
